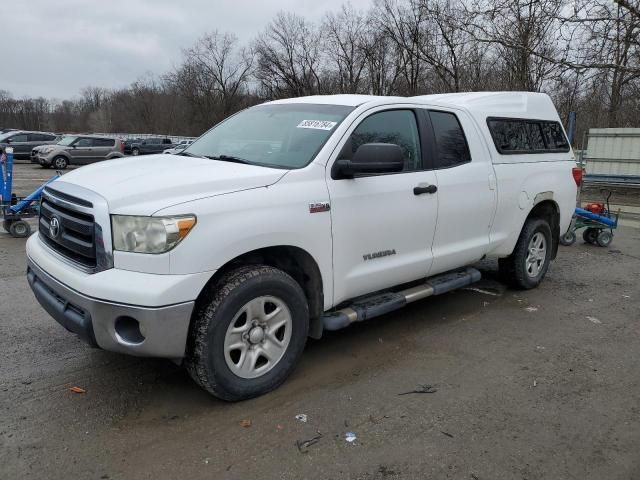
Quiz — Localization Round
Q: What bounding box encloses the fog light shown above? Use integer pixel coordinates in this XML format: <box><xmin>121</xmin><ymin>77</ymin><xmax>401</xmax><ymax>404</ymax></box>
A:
<box><xmin>114</xmin><ymin>316</ymin><xmax>145</xmax><ymax>345</ymax></box>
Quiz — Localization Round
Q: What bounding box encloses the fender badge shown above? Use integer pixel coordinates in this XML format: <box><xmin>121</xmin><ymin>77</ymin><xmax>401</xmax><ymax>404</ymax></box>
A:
<box><xmin>309</xmin><ymin>201</ymin><xmax>330</xmax><ymax>213</ymax></box>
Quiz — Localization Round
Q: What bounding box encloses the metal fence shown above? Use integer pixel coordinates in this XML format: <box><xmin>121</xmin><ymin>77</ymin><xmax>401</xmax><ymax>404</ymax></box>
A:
<box><xmin>580</xmin><ymin>128</ymin><xmax>640</xmax><ymax>187</ymax></box>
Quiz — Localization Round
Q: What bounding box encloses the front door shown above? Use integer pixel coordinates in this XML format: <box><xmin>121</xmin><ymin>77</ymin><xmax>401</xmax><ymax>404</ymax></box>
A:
<box><xmin>69</xmin><ymin>138</ymin><xmax>93</xmax><ymax>164</ymax></box>
<box><xmin>8</xmin><ymin>133</ymin><xmax>29</xmax><ymax>158</ymax></box>
<box><xmin>327</xmin><ymin>108</ymin><xmax>439</xmax><ymax>305</ymax></box>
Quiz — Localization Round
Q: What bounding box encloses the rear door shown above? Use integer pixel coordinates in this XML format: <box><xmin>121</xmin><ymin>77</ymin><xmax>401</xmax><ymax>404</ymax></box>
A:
<box><xmin>89</xmin><ymin>138</ymin><xmax>115</xmax><ymax>161</ymax></box>
<box><xmin>424</xmin><ymin>109</ymin><xmax>497</xmax><ymax>274</ymax></box>
<box><xmin>327</xmin><ymin>107</ymin><xmax>439</xmax><ymax>304</ymax></box>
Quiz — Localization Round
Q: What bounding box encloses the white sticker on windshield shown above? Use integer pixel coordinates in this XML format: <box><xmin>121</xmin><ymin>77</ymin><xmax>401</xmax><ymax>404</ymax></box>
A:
<box><xmin>297</xmin><ymin>120</ymin><xmax>338</xmax><ymax>131</ymax></box>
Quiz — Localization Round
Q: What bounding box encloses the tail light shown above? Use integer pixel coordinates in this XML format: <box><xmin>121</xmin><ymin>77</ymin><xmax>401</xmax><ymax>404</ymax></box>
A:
<box><xmin>572</xmin><ymin>167</ymin><xmax>583</xmax><ymax>187</ymax></box>
<box><xmin>119</xmin><ymin>140</ymin><xmax>125</xmax><ymax>153</ymax></box>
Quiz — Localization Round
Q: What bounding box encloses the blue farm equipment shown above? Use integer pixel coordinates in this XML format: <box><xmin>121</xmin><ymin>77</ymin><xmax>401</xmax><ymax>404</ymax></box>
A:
<box><xmin>1</xmin><ymin>147</ymin><xmax>59</xmax><ymax>238</ymax></box>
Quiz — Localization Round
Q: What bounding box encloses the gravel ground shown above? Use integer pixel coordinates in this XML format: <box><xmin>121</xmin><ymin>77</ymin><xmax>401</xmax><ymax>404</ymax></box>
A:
<box><xmin>1</xmin><ymin>163</ymin><xmax>639</xmax><ymax>480</ymax></box>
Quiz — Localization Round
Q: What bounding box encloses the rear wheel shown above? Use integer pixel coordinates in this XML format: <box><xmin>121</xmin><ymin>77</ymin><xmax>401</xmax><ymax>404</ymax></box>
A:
<box><xmin>186</xmin><ymin>265</ymin><xmax>309</xmax><ymax>401</ymax></box>
<box><xmin>499</xmin><ymin>218</ymin><xmax>552</xmax><ymax>289</ymax></box>
<box><xmin>52</xmin><ymin>156</ymin><xmax>68</xmax><ymax>169</ymax></box>
<box><xmin>583</xmin><ymin>227</ymin><xmax>598</xmax><ymax>244</ymax></box>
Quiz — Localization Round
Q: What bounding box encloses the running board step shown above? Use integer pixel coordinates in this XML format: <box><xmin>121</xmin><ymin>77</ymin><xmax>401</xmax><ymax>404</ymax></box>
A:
<box><xmin>322</xmin><ymin>267</ymin><xmax>481</xmax><ymax>331</ymax></box>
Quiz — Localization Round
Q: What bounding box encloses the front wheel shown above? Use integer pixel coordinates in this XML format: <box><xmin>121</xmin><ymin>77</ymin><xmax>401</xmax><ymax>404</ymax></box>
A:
<box><xmin>131</xmin><ymin>148</ymin><xmax>140</xmax><ymax>156</ymax></box>
<box><xmin>9</xmin><ymin>220</ymin><xmax>31</xmax><ymax>238</ymax></box>
<box><xmin>499</xmin><ymin>218</ymin><xmax>552</xmax><ymax>290</ymax></box>
<box><xmin>186</xmin><ymin>265</ymin><xmax>309</xmax><ymax>401</ymax></box>
<box><xmin>559</xmin><ymin>230</ymin><xmax>576</xmax><ymax>246</ymax></box>
<box><xmin>52</xmin><ymin>156</ymin><xmax>68</xmax><ymax>170</ymax></box>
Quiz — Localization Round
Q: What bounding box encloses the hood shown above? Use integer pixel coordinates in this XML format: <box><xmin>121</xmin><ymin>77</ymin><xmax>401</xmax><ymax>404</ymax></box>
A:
<box><xmin>59</xmin><ymin>154</ymin><xmax>288</xmax><ymax>215</ymax></box>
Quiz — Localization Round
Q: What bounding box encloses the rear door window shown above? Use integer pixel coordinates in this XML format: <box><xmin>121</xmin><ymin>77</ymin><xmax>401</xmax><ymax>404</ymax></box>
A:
<box><xmin>92</xmin><ymin>138</ymin><xmax>115</xmax><ymax>147</ymax></box>
<box><xmin>428</xmin><ymin>111</ymin><xmax>471</xmax><ymax>168</ymax></box>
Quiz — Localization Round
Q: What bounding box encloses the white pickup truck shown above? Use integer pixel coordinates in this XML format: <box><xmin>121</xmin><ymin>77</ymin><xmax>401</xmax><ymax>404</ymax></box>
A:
<box><xmin>26</xmin><ymin>92</ymin><xmax>580</xmax><ymax>400</ymax></box>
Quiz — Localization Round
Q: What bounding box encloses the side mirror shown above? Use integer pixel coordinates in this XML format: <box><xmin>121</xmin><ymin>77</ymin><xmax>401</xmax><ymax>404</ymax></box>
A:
<box><xmin>5</xmin><ymin>138</ymin><xmax>11</xmax><ymax>144</ymax></box>
<box><xmin>332</xmin><ymin>143</ymin><xmax>404</xmax><ymax>179</ymax></box>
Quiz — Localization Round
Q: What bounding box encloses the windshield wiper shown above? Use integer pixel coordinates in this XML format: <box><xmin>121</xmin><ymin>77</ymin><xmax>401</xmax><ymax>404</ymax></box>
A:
<box><xmin>179</xmin><ymin>151</ymin><xmax>202</xmax><ymax>158</ymax></box>
<box><xmin>206</xmin><ymin>154</ymin><xmax>252</xmax><ymax>165</ymax></box>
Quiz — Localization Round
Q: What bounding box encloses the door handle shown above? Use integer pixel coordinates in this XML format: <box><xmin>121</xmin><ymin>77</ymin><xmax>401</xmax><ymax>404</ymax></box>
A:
<box><xmin>413</xmin><ymin>184</ymin><xmax>437</xmax><ymax>195</ymax></box>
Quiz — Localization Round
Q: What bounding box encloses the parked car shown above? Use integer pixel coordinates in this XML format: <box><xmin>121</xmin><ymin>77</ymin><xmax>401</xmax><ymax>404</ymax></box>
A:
<box><xmin>31</xmin><ymin>136</ymin><xmax>66</xmax><ymax>163</ymax></box>
<box><xmin>0</xmin><ymin>130</ymin><xmax>59</xmax><ymax>159</ymax></box>
<box><xmin>163</xmin><ymin>140</ymin><xmax>194</xmax><ymax>154</ymax></box>
<box><xmin>128</xmin><ymin>137</ymin><xmax>174</xmax><ymax>156</ymax></box>
<box><xmin>0</xmin><ymin>127</ymin><xmax>19</xmax><ymax>134</ymax></box>
<box><xmin>122</xmin><ymin>138</ymin><xmax>144</xmax><ymax>155</ymax></box>
<box><xmin>26</xmin><ymin>92</ymin><xmax>578</xmax><ymax>401</ymax></box>
<box><xmin>34</xmin><ymin>135</ymin><xmax>124</xmax><ymax>169</ymax></box>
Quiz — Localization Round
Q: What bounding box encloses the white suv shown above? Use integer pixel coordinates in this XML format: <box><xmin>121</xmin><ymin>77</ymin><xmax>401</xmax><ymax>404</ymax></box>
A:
<box><xmin>26</xmin><ymin>92</ymin><xmax>579</xmax><ymax>400</ymax></box>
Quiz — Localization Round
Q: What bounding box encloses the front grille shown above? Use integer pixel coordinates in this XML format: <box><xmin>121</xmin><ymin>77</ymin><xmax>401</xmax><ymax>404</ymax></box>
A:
<box><xmin>39</xmin><ymin>196</ymin><xmax>97</xmax><ymax>269</ymax></box>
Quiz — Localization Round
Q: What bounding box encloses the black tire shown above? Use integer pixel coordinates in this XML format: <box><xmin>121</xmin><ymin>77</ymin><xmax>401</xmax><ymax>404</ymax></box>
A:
<box><xmin>559</xmin><ymin>230</ymin><xmax>576</xmax><ymax>246</ymax></box>
<box><xmin>583</xmin><ymin>228</ymin><xmax>598</xmax><ymax>244</ymax></box>
<box><xmin>52</xmin><ymin>156</ymin><xmax>68</xmax><ymax>170</ymax></box>
<box><xmin>499</xmin><ymin>218</ymin><xmax>553</xmax><ymax>290</ymax></box>
<box><xmin>596</xmin><ymin>230</ymin><xmax>612</xmax><ymax>247</ymax></box>
<box><xmin>132</xmin><ymin>148</ymin><xmax>140</xmax><ymax>156</ymax></box>
<box><xmin>185</xmin><ymin>265</ymin><xmax>309</xmax><ymax>401</ymax></box>
<box><xmin>9</xmin><ymin>220</ymin><xmax>31</xmax><ymax>238</ymax></box>
<box><xmin>2</xmin><ymin>219</ymin><xmax>12</xmax><ymax>233</ymax></box>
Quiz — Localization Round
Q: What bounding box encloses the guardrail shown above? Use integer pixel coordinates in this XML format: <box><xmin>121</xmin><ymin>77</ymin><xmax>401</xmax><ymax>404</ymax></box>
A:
<box><xmin>584</xmin><ymin>174</ymin><xmax>640</xmax><ymax>188</ymax></box>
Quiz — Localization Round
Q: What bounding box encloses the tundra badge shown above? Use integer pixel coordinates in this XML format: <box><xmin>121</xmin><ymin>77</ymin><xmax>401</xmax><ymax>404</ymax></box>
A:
<box><xmin>309</xmin><ymin>201</ymin><xmax>331</xmax><ymax>213</ymax></box>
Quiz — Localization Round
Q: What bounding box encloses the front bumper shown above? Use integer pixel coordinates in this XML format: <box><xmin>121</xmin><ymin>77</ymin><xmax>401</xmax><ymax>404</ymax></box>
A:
<box><xmin>27</xmin><ymin>256</ymin><xmax>196</xmax><ymax>360</ymax></box>
<box><xmin>37</xmin><ymin>155</ymin><xmax>52</xmax><ymax>165</ymax></box>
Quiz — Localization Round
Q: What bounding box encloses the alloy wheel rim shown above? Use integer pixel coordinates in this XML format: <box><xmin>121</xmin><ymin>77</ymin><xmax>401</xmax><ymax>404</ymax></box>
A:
<box><xmin>526</xmin><ymin>232</ymin><xmax>547</xmax><ymax>277</ymax></box>
<box><xmin>223</xmin><ymin>296</ymin><xmax>292</xmax><ymax>379</ymax></box>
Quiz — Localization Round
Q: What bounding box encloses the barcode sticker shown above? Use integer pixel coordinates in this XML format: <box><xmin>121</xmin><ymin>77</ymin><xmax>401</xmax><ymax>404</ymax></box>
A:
<box><xmin>297</xmin><ymin>120</ymin><xmax>337</xmax><ymax>131</ymax></box>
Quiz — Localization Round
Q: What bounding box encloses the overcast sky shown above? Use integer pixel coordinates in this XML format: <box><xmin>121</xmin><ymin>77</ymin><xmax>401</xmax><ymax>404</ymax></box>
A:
<box><xmin>2</xmin><ymin>0</ymin><xmax>373</xmax><ymax>100</ymax></box>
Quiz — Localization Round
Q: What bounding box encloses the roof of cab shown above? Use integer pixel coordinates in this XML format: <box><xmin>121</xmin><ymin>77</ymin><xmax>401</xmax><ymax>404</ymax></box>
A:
<box><xmin>266</xmin><ymin>94</ymin><xmax>400</xmax><ymax>107</ymax></box>
<box><xmin>266</xmin><ymin>91</ymin><xmax>560</xmax><ymax>120</ymax></box>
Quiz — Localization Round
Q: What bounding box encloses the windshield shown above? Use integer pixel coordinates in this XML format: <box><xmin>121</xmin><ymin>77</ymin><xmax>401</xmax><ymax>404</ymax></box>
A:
<box><xmin>0</xmin><ymin>132</ymin><xmax>17</xmax><ymax>142</ymax></box>
<box><xmin>185</xmin><ymin>103</ymin><xmax>354</xmax><ymax>169</ymax></box>
<box><xmin>57</xmin><ymin>136</ymin><xmax>77</xmax><ymax>146</ymax></box>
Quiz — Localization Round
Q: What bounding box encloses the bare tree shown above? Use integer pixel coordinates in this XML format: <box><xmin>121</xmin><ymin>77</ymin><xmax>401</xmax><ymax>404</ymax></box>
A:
<box><xmin>254</xmin><ymin>12</ymin><xmax>324</xmax><ymax>97</ymax></box>
<box><xmin>323</xmin><ymin>4</ymin><xmax>369</xmax><ymax>93</ymax></box>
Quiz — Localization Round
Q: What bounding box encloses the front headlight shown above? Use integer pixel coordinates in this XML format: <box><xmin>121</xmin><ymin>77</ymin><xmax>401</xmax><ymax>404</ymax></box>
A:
<box><xmin>111</xmin><ymin>215</ymin><xmax>196</xmax><ymax>254</ymax></box>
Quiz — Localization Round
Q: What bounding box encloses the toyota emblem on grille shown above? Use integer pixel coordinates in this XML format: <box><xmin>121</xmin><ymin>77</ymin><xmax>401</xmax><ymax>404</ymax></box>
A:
<box><xmin>49</xmin><ymin>216</ymin><xmax>61</xmax><ymax>238</ymax></box>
